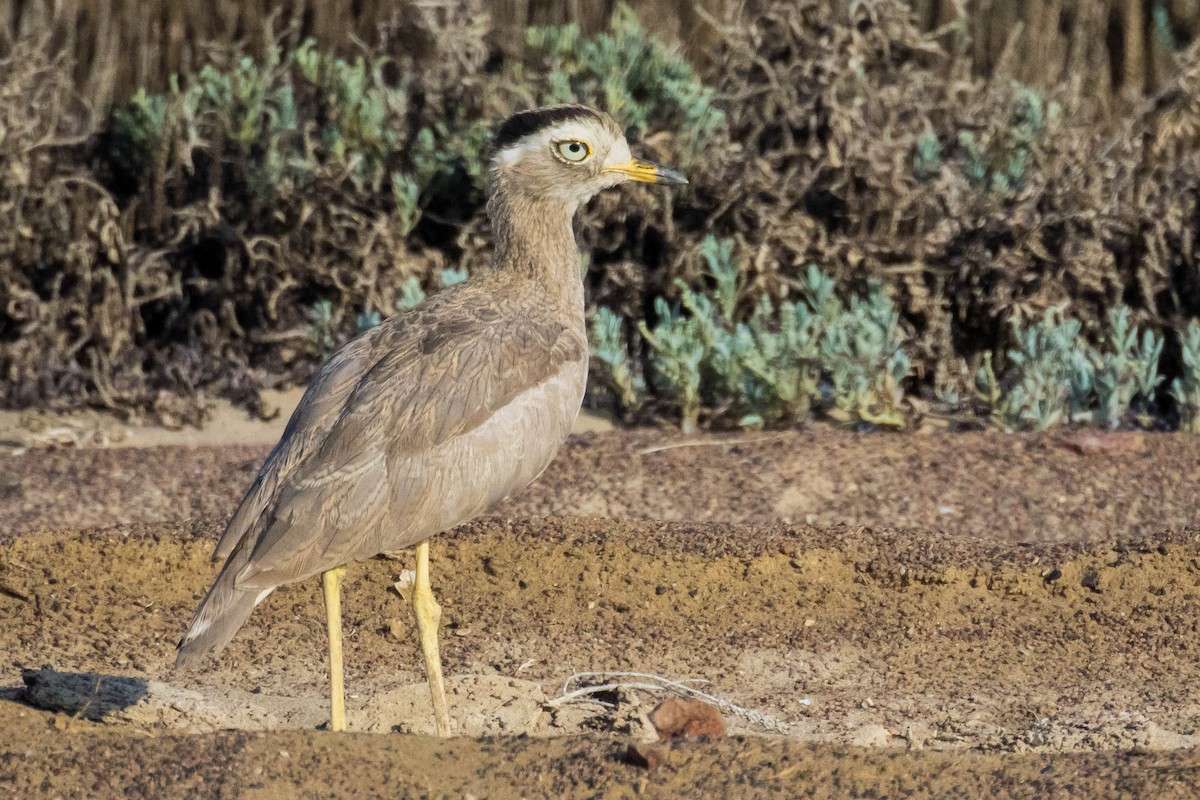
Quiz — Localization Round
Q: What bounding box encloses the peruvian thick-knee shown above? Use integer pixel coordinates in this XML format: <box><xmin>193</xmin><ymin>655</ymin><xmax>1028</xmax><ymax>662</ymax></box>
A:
<box><xmin>174</xmin><ymin>105</ymin><xmax>686</xmax><ymax>733</ymax></box>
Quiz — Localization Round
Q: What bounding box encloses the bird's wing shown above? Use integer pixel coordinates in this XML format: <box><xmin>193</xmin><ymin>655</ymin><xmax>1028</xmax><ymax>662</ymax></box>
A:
<box><xmin>213</xmin><ymin>331</ymin><xmax>379</xmax><ymax>561</ymax></box>
<box><xmin>229</xmin><ymin>294</ymin><xmax>586</xmax><ymax>588</ymax></box>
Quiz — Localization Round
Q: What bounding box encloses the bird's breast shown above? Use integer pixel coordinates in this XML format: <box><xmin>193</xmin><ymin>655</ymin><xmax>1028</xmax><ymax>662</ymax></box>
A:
<box><xmin>379</xmin><ymin>355</ymin><xmax>587</xmax><ymax>551</ymax></box>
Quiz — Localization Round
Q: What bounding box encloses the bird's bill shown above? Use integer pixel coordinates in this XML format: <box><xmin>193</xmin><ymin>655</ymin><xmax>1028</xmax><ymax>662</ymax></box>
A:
<box><xmin>604</xmin><ymin>158</ymin><xmax>688</xmax><ymax>185</ymax></box>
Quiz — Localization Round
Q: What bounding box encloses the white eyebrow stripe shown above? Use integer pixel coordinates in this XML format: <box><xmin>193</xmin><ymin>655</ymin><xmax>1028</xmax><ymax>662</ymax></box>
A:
<box><xmin>543</xmin><ymin>121</ymin><xmax>598</xmax><ymax>142</ymax></box>
<box><xmin>497</xmin><ymin>139</ymin><xmax>537</xmax><ymax>167</ymax></box>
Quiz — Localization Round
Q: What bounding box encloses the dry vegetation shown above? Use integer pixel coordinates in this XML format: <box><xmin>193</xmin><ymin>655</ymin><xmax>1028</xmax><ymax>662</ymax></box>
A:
<box><xmin>2</xmin><ymin>0</ymin><xmax>1194</xmax><ymax>105</ymax></box>
<box><xmin>2</xmin><ymin>0</ymin><xmax>1200</xmax><ymax>429</ymax></box>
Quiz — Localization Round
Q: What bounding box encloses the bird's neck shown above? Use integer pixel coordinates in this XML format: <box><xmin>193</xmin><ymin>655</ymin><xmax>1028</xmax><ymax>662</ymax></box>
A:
<box><xmin>487</xmin><ymin>184</ymin><xmax>585</xmax><ymax>315</ymax></box>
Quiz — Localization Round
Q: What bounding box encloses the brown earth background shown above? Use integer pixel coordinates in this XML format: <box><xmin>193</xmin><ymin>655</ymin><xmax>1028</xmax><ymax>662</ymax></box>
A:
<box><xmin>2</xmin><ymin>422</ymin><xmax>1200</xmax><ymax>797</ymax></box>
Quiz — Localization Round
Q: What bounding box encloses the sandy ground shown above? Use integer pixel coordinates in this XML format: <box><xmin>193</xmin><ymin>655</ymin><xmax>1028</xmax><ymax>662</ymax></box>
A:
<box><xmin>2</xmin><ymin>425</ymin><xmax>1200</xmax><ymax>797</ymax></box>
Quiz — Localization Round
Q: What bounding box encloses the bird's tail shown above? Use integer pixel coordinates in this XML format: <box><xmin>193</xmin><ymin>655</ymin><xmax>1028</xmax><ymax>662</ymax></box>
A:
<box><xmin>175</xmin><ymin>553</ymin><xmax>274</xmax><ymax>670</ymax></box>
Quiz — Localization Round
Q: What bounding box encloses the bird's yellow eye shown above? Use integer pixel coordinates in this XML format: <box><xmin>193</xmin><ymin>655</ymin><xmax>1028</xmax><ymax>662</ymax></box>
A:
<box><xmin>555</xmin><ymin>140</ymin><xmax>591</xmax><ymax>163</ymax></box>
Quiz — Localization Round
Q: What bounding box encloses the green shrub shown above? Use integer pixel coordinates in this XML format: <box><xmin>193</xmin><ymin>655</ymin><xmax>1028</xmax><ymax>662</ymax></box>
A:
<box><xmin>638</xmin><ymin>297</ymin><xmax>706</xmax><ymax>433</ymax></box>
<box><xmin>589</xmin><ymin>307</ymin><xmax>644</xmax><ymax>413</ymax></box>
<box><xmin>308</xmin><ymin>300</ymin><xmax>339</xmax><ymax>355</ymax></box>
<box><xmin>525</xmin><ymin>4</ymin><xmax>723</xmax><ymax>155</ymax></box>
<box><xmin>109</xmin><ymin>40</ymin><xmax>444</xmax><ymax>232</ymax></box>
<box><xmin>636</xmin><ymin>239</ymin><xmax>911</xmax><ymax>430</ymax></box>
<box><xmin>819</xmin><ymin>279</ymin><xmax>911</xmax><ymax>428</ymax></box>
<box><xmin>1172</xmin><ymin>322</ymin><xmax>1200</xmax><ymax>433</ymax></box>
<box><xmin>1095</xmin><ymin>307</ymin><xmax>1163</xmax><ymax>428</ymax></box>
<box><xmin>721</xmin><ymin>296</ymin><xmax>821</xmax><ymax>428</ymax></box>
<box><xmin>941</xmin><ymin>87</ymin><xmax>1059</xmax><ymax>193</ymax></box>
<box><xmin>977</xmin><ymin>309</ymin><xmax>1090</xmax><ymax>431</ymax></box>
<box><xmin>977</xmin><ymin>306</ymin><xmax>1162</xmax><ymax>431</ymax></box>
<box><xmin>397</xmin><ymin>276</ymin><xmax>429</xmax><ymax>313</ymax></box>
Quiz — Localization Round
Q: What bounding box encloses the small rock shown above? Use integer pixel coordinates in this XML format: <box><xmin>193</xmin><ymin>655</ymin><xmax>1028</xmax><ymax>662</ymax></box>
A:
<box><xmin>850</xmin><ymin>723</ymin><xmax>892</xmax><ymax>747</ymax></box>
<box><xmin>648</xmin><ymin>698</ymin><xmax>726</xmax><ymax>741</ymax></box>
<box><xmin>1061</xmin><ymin>431</ymin><xmax>1145</xmax><ymax>456</ymax></box>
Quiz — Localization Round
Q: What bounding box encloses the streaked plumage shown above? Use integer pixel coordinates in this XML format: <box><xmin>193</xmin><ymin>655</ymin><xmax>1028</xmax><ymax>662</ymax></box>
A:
<box><xmin>174</xmin><ymin>104</ymin><xmax>685</xmax><ymax>733</ymax></box>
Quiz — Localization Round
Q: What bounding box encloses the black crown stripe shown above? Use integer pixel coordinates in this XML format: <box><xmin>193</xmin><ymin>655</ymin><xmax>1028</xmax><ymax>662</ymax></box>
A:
<box><xmin>492</xmin><ymin>105</ymin><xmax>604</xmax><ymax>152</ymax></box>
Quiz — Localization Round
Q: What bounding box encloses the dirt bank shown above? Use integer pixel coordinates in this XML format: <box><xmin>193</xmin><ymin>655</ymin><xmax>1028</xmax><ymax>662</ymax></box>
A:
<box><xmin>4</xmin><ymin>429</ymin><xmax>1198</xmax><ymax>542</ymax></box>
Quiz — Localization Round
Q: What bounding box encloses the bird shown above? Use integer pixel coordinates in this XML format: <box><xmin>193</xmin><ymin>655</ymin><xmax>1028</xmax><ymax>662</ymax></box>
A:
<box><xmin>174</xmin><ymin>104</ymin><xmax>687</xmax><ymax>735</ymax></box>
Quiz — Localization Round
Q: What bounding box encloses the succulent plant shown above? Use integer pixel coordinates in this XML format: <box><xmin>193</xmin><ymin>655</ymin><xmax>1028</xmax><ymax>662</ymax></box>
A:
<box><xmin>1171</xmin><ymin>322</ymin><xmax>1200</xmax><ymax>433</ymax></box>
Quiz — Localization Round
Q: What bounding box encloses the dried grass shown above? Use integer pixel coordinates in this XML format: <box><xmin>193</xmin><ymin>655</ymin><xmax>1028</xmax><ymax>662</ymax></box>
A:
<box><xmin>0</xmin><ymin>1</ymin><xmax>1195</xmax><ymax>118</ymax></box>
<box><xmin>700</xmin><ymin>0</ymin><xmax>1200</xmax><ymax>401</ymax></box>
<box><xmin>0</xmin><ymin>8</ymin><xmax>496</xmax><ymax>422</ymax></box>
<box><xmin>3</xmin><ymin>1</ymin><xmax>1200</xmax><ymax>424</ymax></box>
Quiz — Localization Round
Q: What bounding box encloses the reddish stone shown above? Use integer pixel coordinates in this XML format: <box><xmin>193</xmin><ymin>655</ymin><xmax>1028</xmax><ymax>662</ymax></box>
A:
<box><xmin>1061</xmin><ymin>431</ymin><xmax>1145</xmax><ymax>456</ymax></box>
<box><xmin>648</xmin><ymin>698</ymin><xmax>726</xmax><ymax>740</ymax></box>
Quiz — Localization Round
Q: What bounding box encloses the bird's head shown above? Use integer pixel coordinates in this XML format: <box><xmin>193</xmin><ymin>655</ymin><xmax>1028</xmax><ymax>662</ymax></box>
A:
<box><xmin>488</xmin><ymin>105</ymin><xmax>687</xmax><ymax>212</ymax></box>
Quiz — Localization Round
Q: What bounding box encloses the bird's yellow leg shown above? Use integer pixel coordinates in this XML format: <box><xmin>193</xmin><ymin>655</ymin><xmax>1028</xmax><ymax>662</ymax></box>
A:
<box><xmin>322</xmin><ymin>566</ymin><xmax>347</xmax><ymax>732</ymax></box>
<box><xmin>413</xmin><ymin>540</ymin><xmax>452</xmax><ymax>737</ymax></box>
